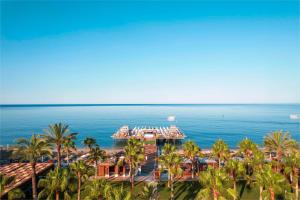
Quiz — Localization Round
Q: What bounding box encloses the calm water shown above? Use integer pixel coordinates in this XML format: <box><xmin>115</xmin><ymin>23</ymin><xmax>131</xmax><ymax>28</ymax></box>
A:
<box><xmin>0</xmin><ymin>104</ymin><xmax>299</xmax><ymax>148</ymax></box>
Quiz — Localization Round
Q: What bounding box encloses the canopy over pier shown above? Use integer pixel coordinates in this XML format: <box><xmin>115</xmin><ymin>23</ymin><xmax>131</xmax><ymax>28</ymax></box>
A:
<box><xmin>112</xmin><ymin>125</ymin><xmax>186</xmax><ymax>140</ymax></box>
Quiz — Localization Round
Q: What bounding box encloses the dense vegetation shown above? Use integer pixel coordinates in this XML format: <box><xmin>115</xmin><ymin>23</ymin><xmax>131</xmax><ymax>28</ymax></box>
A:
<box><xmin>0</xmin><ymin>123</ymin><xmax>299</xmax><ymax>200</ymax></box>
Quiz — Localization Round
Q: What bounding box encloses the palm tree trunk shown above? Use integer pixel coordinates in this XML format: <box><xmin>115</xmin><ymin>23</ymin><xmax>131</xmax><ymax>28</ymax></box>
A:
<box><xmin>168</xmin><ymin>168</ymin><xmax>171</xmax><ymax>188</ymax></box>
<box><xmin>170</xmin><ymin>175</ymin><xmax>174</xmax><ymax>200</ymax></box>
<box><xmin>213</xmin><ymin>189</ymin><xmax>218</xmax><ymax>200</ymax></box>
<box><xmin>95</xmin><ymin>161</ymin><xmax>98</xmax><ymax>177</ymax></box>
<box><xmin>55</xmin><ymin>191</ymin><xmax>59</xmax><ymax>200</ymax></box>
<box><xmin>77</xmin><ymin>173</ymin><xmax>81</xmax><ymax>200</ymax></box>
<box><xmin>31</xmin><ymin>162</ymin><xmax>37</xmax><ymax>200</ymax></box>
<box><xmin>57</xmin><ymin>144</ymin><xmax>61</xmax><ymax>168</ymax></box>
<box><xmin>270</xmin><ymin>188</ymin><xmax>275</xmax><ymax>200</ymax></box>
<box><xmin>218</xmin><ymin>158</ymin><xmax>221</xmax><ymax>168</ymax></box>
<box><xmin>66</xmin><ymin>150</ymin><xmax>69</xmax><ymax>165</ymax></box>
<box><xmin>233</xmin><ymin>181</ymin><xmax>237</xmax><ymax>200</ymax></box>
<box><xmin>191</xmin><ymin>159</ymin><xmax>194</xmax><ymax>179</ymax></box>
<box><xmin>259</xmin><ymin>186</ymin><xmax>263</xmax><ymax>200</ymax></box>
<box><xmin>295</xmin><ymin>171</ymin><xmax>299</xmax><ymax>200</ymax></box>
<box><xmin>130</xmin><ymin>164</ymin><xmax>134</xmax><ymax>190</ymax></box>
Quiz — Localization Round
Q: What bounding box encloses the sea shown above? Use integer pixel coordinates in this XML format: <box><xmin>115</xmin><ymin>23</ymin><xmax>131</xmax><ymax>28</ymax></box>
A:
<box><xmin>0</xmin><ymin>104</ymin><xmax>299</xmax><ymax>149</ymax></box>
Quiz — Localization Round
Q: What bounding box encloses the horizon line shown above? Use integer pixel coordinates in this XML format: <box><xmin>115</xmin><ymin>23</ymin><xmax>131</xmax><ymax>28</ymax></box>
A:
<box><xmin>1</xmin><ymin>103</ymin><xmax>300</xmax><ymax>107</ymax></box>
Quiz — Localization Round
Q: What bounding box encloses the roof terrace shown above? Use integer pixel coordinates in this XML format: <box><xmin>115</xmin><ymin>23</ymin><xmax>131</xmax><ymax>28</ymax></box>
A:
<box><xmin>112</xmin><ymin>125</ymin><xmax>185</xmax><ymax>140</ymax></box>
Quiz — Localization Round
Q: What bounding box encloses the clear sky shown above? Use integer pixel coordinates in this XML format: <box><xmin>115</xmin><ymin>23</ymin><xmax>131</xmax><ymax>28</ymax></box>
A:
<box><xmin>0</xmin><ymin>1</ymin><xmax>299</xmax><ymax>104</ymax></box>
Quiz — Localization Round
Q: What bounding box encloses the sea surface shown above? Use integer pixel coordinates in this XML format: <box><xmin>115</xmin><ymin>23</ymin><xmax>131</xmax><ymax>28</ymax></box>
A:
<box><xmin>0</xmin><ymin>104</ymin><xmax>299</xmax><ymax>148</ymax></box>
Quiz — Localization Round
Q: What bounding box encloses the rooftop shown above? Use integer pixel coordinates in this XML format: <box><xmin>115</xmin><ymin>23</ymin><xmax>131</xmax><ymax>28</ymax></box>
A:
<box><xmin>112</xmin><ymin>125</ymin><xmax>185</xmax><ymax>140</ymax></box>
<box><xmin>0</xmin><ymin>163</ymin><xmax>53</xmax><ymax>196</ymax></box>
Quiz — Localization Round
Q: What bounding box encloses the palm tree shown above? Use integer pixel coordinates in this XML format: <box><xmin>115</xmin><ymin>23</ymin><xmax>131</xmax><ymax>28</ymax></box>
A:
<box><xmin>264</xmin><ymin>130</ymin><xmax>297</xmax><ymax>171</ymax></box>
<box><xmin>70</xmin><ymin>160</ymin><xmax>91</xmax><ymax>200</ymax></box>
<box><xmin>162</xmin><ymin>143</ymin><xmax>176</xmax><ymax>155</ymax></box>
<box><xmin>211</xmin><ymin>139</ymin><xmax>229</xmax><ymax>168</ymax></box>
<box><xmin>44</xmin><ymin>123</ymin><xmax>77</xmax><ymax>168</ymax></box>
<box><xmin>0</xmin><ymin>174</ymin><xmax>15</xmax><ymax>196</ymax></box>
<box><xmin>103</xmin><ymin>185</ymin><xmax>131</xmax><ymax>200</ymax></box>
<box><xmin>225</xmin><ymin>159</ymin><xmax>246</xmax><ymax>200</ymax></box>
<box><xmin>251</xmin><ymin>149</ymin><xmax>266</xmax><ymax>200</ymax></box>
<box><xmin>87</xmin><ymin>146</ymin><xmax>106</xmax><ymax>177</ymax></box>
<box><xmin>196</xmin><ymin>167</ymin><xmax>236</xmax><ymax>200</ymax></box>
<box><xmin>254</xmin><ymin>164</ymin><xmax>287</xmax><ymax>200</ymax></box>
<box><xmin>138</xmin><ymin>182</ymin><xmax>158</xmax><ymax>200</ymax></box>
<box><xmin>7</xmin><ymin>189</ymin><xmax>26</xmax><ymax>200</ymax></box>
<box><xmin>283</xmin><ymin>150</ymin><xmax>300</xmax><ymax>200</ymax></box>
<box><xmin>183</xmin><ymin>140</ymin><xmax>200</xmax><ymax>178</ymax></box>
<box><xmin>14</xmin><ymin>134</ymin><xmax>51</xmax><ymax>200</ymax></box>
<box><xmin>238</xmin><ymin>138</ymin><xmax>258</xmax><ymax>174</ymax></box>
<box><xmin>38</xmin><ymin>167</ymin><xmax>76</xmax><ymax>200</ymax></box>
<box><xmin>63</xmin><ymin>137</ymin><xmax>76</xmax><ymax>165</ymax></box>
<box><xmin>124</xmin><ymin>138</ymin><xmax>145</xmax><ymax>190</ymax></box>
<box><xmin>239</xmin><ymin>138</ymin><xmax>258</xmax><ymax>160</ymax></box>
<box><xmin>83</xmin><ymin>137</ymin><xmax>97</xmax><ymax>152</ymax></box>
<box><xmin>159</xmin><ymin>145</ymin><xmax>183</xmax><ymax>200</ymax></box>
<box><xmin>83</xmin><ymin>179</ymin><xmax>108</xmax><ymax>200</ymax></box>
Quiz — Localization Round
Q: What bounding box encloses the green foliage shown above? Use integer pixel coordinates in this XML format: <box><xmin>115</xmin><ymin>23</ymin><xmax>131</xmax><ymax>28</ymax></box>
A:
<box><xmin>254</xmin><ymin>164</ymin><xmax>288</xmax><ymax>200</ymax></box>
<box><xmin>83</xmin><ymin>179</ymin><xmax>108</xmax><ymax>200</ymax></box>
<box><xmin>138</xmin><ymin>182</ymin><xmax>158</xmax><ymax>200</ymax></box>
<box><xmin>14</xmin><ymin>134</ymin><xmax>52</xmax><ymax>163</ymax></box>
<box><xmin>264</xmin><ymin>130</ymin><xmax>297</xmax><ymax>160</ymax></box>
<box><xmin>159</xmin><ymin>144</ymin><xmax>183</xmax><ymax>199</ymax></box>
<box><xmin>44</xmin><ymin>123</ymin><xmax>77</xmax><ymax>167</ymax></box>
<box><xmin>124</xmin><ymin>138</ymin><xmax>145</xmax><ymax>189</ymax></box>
<box><xmin>38</xmin><ymin>167</ymin><xmax>77</xmax><ymax>200</ymax></box>
<box><xmin>0</xmin><ymin>174</ymin><xmax>15</xmax><ymax>196</ymax></box>
<box><xmin>8</xmin><ymin>188</ymin><xmax>25</xmax><ymax>200</ymax></box>
<box><xmin>83</xmin><ymin>137</ymin><xmax>97</xmax><ymax>150</ymax></box>
<box><xmin>212</xmin><ymin>139</ymin><xmax>230</xmax><ymax>168</ymax></box>
<box><xmin>103</xmin><ymin>184</ymin><xmax>131</xmax><ymax>200</ymax></box>
<box><xmin>197</xmin><ymin>167</ymin><xmax>234</xmax><ymax>200</ymax></box>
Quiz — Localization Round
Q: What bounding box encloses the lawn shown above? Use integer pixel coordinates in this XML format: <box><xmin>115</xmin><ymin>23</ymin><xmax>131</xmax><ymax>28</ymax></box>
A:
<box><xmin>112</xmin><ymin>181</ymin><xmax>260</xmax><ymax>200</ymax></box>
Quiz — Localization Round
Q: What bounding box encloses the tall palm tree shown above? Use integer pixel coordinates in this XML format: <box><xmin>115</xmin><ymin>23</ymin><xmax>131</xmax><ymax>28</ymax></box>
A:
<box><xmin>70</xmin><ymin>160</ymin><xmax>91</xmax><ymax>200</ymax></box>
<box><xmin>83</xmin><ymin>179</ymin><xmax>108</xmax><ymax>200</ymax></box>
<box><xmin>83</xmin><ymin>137</ymin><xmax>97</xmax><ymax>152</ymax></box>
<box><xmin>251</xmin><ymin>149</ymin><xmax>266</xmax><ymax>200</ymax></box>
<box><xmin>63</xmin><ymin>137</ymin><xmax>76</xmax><ymax>165</ymax></box>
<box><xmin>44</xmin><ymin>123</ymin><xmax>77</xmax><ymax>168</ymax></box>
<box><xmin>238</xmin><ymin>138</ymin><xmax>258</xmax><ymax>174</ymax></box>
<box><xmin>124</xmin><ymin>138</ymin><xmax>145</xmax><ymax>190</ymax></box>
<box><xmin>196</xmin><ymin>167</ymin><xmax>236</xmax><ymax>200</ymax></box>
<box><xmin>159</xmin><ymin>144</ymin><xmax>183</xmax><ymax>200</ymax></box>
<box><xmin>183</xmin><ymin>140</ymin><xmax>200</xmax><ymax>178</ymax></box>
<box><xmin>14</xmin><ymin>134</ymin><xmax>51</xmax><ymax>200</ymax></box>
<box><xmin>225</xmin><ymin>159</ymin><xmax>246</xmax><ymax>200</ymax></box>
<box><xmin>254</xmin><ymin>164</ymin><xmax>287</xmax><ymax>200</ymax></box>
<box><xmin>283</xmin><ymin>150</ymin><xmax>300</xmax><ymax>200</ymax></box>
<box><xmin>264</xmin><ymin>130</ymin><xmax>297</xmax><ymax>171</ymax></box>
<box><xmin>238</xmin><ymin>138</ymin><xmax>258</xmax><ymax>160</ymax></box>
<box><xmin>38</xmin><ymin>167</ymin><xmax>76</xmax><ymax>200</ymax></box>
<box><xmin>211</xmin><ymin>139</ymin><xmax>230</xmax><ymax>168</ymax></box>
<box><xmin>168</xmin><ymin>153</ymin><xmax>183</xmax><ymax>200</ymax></box>
<box><xmin>87</xmin><ymin>146</ymin><xmax>106</xmax><ymax>177</ymax></box>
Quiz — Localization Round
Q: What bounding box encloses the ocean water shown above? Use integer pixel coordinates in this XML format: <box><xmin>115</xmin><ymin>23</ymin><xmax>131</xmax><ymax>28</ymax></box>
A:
<box><xmin>0</xmin><ymin>104</ymin><xmax>299</xmax><ymax>148</ymax></box>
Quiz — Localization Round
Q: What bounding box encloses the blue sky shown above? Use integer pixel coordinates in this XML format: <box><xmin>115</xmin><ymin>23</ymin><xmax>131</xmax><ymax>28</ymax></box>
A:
<box><xmin>1</xmin><ymin>1</ymin><xmax>299</xmax><ymax>104</ymax></box>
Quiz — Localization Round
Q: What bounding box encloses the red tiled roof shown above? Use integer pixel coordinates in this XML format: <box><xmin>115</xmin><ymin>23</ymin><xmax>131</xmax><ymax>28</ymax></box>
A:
<box><xmin>0</xmin><ymin>163</ymin><xmax>53</xmax><ymax>196</ymax></box>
